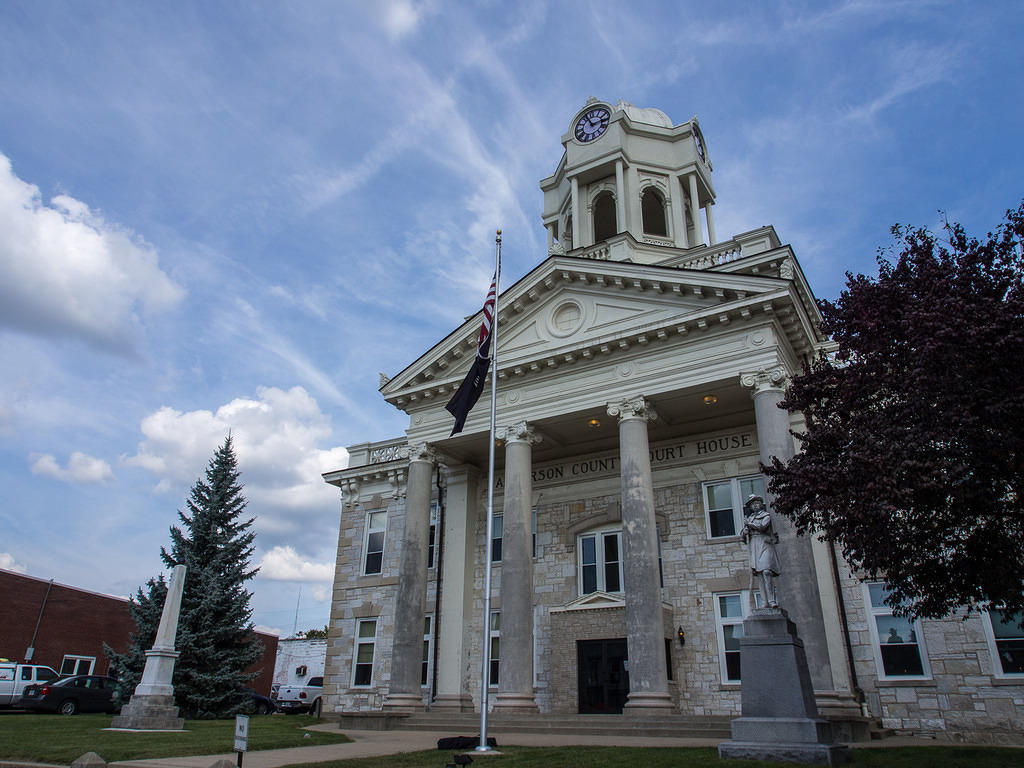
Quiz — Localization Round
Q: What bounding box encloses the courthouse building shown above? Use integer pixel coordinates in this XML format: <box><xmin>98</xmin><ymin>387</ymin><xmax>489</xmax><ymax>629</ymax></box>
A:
<box><xmin>321</xmin><ymin>100</ymin><xmax>1023</xmax><ymax>742</ymax></box>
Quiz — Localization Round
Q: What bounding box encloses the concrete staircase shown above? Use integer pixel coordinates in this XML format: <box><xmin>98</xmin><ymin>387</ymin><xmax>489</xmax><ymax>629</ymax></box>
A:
<box><xmin>391</xmin><ymin>710</ymin><xmax>733</xmax><ymax>739</ymax></box>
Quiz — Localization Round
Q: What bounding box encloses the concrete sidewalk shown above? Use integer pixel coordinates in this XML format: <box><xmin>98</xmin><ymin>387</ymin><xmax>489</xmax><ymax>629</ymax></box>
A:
<box><xmin>109</xmin><ymin>724</ymin><xmax>729</xmax><ymax>768</ymax></box>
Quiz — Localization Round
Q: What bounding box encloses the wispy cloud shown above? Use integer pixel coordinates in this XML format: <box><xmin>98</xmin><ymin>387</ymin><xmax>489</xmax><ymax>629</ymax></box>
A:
<box><xmin>30</xmin><ymin>451</ymin><xmax>115</xmax><ymax>484</ymax></box>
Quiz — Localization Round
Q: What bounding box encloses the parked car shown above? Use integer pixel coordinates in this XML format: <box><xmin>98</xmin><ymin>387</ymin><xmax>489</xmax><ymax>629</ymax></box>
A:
<box><xmin>0</xmin><ymin>662</ymin><xmax>59</xmax><ymax>708</ymax></box>
<box><xmin>247</xmin><ymin>688</ymin><xmax>276</xmax><ymax>715</ymax></box>
<box><xmin>274</xmin><ymin>676</ymin><xmax>322</xmax><ymax>716</ymax></box>
<box><xmin>19</xmin><ymin>675</ymin><xmax>124</xmax><ymax>715</ymax></box>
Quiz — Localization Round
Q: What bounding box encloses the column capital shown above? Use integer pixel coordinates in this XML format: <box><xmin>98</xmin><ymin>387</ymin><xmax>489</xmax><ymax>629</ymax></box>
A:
<box><xmin>404</xmin><ymin>442</ymin><xmax>439</xmax><ymax>464</ymax></box>
<box><xmin>740</xmin><ymin>366</ymin><xmax>789</xmax><ymax>397</ymax></box>
<box><xmin>607</xmin><ymin>396</ymin><xmax>657</xmax><ymax>424</ymax></box>
<box><xmin>500</xmin><ymin>421</ymin><xmax>542</xmax><ymax>446</ymax></box>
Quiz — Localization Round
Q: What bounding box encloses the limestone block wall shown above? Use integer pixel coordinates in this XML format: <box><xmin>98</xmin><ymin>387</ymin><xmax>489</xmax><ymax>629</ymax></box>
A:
<box><xmin>837</xmin><ymin>557</ymin><xmax>1024</xmax><ymax>743</ymax></box>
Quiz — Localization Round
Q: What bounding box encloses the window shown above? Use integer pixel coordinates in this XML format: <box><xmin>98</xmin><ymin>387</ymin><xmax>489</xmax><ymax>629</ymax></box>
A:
<box><xmin>491</xmin><ymin>514</ymin><xmax>503</xmax><ymax>562</ymax></box>
<box><xmin>592</xmin><ymin>191</ymin><xmax>617</xmax><ymax>242</ymax></box>
<box><xmin>60</xmin><ymin>656</ymin><xmax>94</xmax><ymax>676</ymax></box>
<box><xmin>714</xmin><ymin>591</ymin><xmax>752</xmax><ymax>682</ymax></box>
<box><xmin>421</xmin><ymin>614</ymin><xmax>434</xmax><ymax>687</ymax></box>
<box><xmin>985</xmin><ymin>608</ymin><xmax>1024</xmax><ymax>676</ymax></box>
<box><xmin>641</xmin><ymin>188</ymin><xmax>667</xmax><ymax>236</ymax></box>
<box><xmin>488</xmin><ymin>611</ymin><xmax>500</xmax><ymax>687</ymax></box>
<box><xmin>427</xmin><ymin>502</ymin><xmax>439</xmax><ymax>569</ymax></box>
<box><xmin>352</xmin><ymin>619</ymin><xmax>377</xmax><ymax>686</ymax></box>
<box><xmin>703</xmin><ymin>476</ymin><xmax>766</xmax><ymax>538</ymax></box>
<box><xmin>532</xmin><ymin>508</ymin><xmax>538</xmax><ymax>558</ymax></box>
<box><xmin>865</xmin><ymin>582</ymin><xmax>929</xmax><ymax>679</ymax></box>
<box><xmin>578</xmin><ymin>528</ymin><xmax>622</xmax><ymax>595</ymax></box>
<box><xmin>363</xmin><ymin>510</ymin><xmax>387</xmax><ymax>575</ymax></box>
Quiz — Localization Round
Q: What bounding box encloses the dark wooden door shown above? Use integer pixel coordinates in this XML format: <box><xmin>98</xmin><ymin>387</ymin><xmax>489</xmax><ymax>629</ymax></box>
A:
<box><xmin>577</xmin><ymin>639</ymin><xmax>629</xmax><ymax>714</ymax></box>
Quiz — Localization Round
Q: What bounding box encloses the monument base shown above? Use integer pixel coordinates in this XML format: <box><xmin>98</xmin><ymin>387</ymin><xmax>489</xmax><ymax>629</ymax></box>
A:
<box><xmin>718</xmin><ymin>740</ymin><xmax>851</xmax><ymax>766</ymax></box>
<box><xmin>110</xmin><ymin>694</ymin><xmax>184</xmax><ymax>731</ymax></box>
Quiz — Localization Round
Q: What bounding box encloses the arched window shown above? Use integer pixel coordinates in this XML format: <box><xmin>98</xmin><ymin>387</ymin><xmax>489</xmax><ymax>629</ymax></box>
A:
<box><xmin>592</xmin><ymin>192</ymin><xmax>617</xmax><ymax>243</ymax></box>
<box><xmin>641</xmin><ymin>188</ymin><xmax>667</xmax><ymax>236</ymax></box>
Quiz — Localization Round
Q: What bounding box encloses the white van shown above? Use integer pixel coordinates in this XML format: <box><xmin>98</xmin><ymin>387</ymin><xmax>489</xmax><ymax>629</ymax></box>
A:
<box><xmin>0</xmin><ymin>661</ymin><xmax>60</xmax><ymax>707</ymax></box>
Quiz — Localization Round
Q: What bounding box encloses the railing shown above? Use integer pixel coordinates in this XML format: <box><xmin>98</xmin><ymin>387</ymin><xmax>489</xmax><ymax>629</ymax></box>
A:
<box><xmin>678</xmin><ymin>240</ymin><xmax>742</xmax><ymax>270</ymax></box>
<box><xmin>368</xmin><ymin>438</ymin><xmax>408</xmax><ymax>464</ymax></box>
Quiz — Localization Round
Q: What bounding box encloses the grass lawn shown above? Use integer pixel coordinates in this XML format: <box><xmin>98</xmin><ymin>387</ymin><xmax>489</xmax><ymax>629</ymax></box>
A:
<box><xmin>0</xmin><ymin>713</ymin><xmax>349</xmax><ymax>764</ymax></box>
<box><xmin>287</xmin><ymin>744</ymin><xmax>1024</xmax><ymax>768</ymax></box>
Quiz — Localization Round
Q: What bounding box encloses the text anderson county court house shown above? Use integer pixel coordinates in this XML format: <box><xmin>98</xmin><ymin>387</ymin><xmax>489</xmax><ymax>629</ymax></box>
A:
<box><xmin>320</xmin><ymin>100</ymin><xmax>1023</xmax><ymax>742</ymax></box>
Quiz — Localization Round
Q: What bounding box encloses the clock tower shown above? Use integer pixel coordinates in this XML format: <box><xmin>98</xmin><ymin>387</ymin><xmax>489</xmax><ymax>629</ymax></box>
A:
<box><xmin>541</xmin><ymin>98</ymin><xmax>716</xmax><ymax>260</ymax></box>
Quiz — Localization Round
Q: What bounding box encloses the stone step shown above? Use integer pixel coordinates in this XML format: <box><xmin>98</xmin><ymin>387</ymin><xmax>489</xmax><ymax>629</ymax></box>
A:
<box><xmin>393</xmin><ymin>712</ymin><xmax>732</xmax><ymax>738</ymax></box>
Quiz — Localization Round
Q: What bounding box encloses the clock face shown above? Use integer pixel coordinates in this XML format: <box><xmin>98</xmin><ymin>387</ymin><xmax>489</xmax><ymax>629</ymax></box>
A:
<box><xmin>574</xmin><ymin>107</ymin><xmax>610</xmax><ymax>143</ymax></box>
<box><xmin>694</xmin><ymin>127</ymin><xmax>707</xmax><ymax>162</ymax></box>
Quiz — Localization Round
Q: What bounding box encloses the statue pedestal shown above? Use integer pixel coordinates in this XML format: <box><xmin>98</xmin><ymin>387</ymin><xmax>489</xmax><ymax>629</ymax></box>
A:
<box><xmin>110</xmin><ymin>647</ymin><xmax>184</xmax><ymax>730</ymax></box>
<box><xmin>718</xmin><ymin>608</ymin><xmax>850</xmax><ymax>766</ymax></box>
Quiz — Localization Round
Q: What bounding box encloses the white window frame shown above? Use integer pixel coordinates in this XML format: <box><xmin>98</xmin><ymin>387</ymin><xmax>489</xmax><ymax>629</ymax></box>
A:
<box><xmin>60</xmin><ymin>655</ymin><xmax>95</xmax><ymax>676</ymax></box>
<box><xmin>362</xmin><ymin>510</ymin><xmax>387</xmax><ymax>575</ymax></box>
<box><xmin>863</xmin><ymin>582</ymin><xmax>931</xmax><ymax>680</ymax></box>
<box><xmin>702</xmin><ymin>475</ymin><xmax>767</xmax><ymax>539</ymax></box>
<box><xmin>577</xmin><ymin>526</ymin><xmax>623</xmax><ymax>596</ymax></box>
<box><xmin>421</xmin><ymin>613</ymin><xmax>434</xmax><ymax>688</ymax></box>
<box><xmin>488</xmin><ymin>611</ymin><xmax>500</xmax><ymax>688</ymax></box>
<box><xmin>713</xmin><ymin>590</ymin><xmax>753</xmax><ymax>683</ymax></box>
<box><xmin>352</xmin><ymin>619</ymin><xmax>377</xmax><ymax>687</ymax></box>
<box><xmin>427</xmin><ymin>502</ymin><xmax>439</xmax><ymax>569</ymax></box>
<box><xmin>491</xmin><ymin>514</ymin><xmax>503</xmax><ymax>563</ymax></box>
<box><xmin>983</xmin><ymin>607</ymin><xmax>1024</xmax><ymax>678</ymax></box>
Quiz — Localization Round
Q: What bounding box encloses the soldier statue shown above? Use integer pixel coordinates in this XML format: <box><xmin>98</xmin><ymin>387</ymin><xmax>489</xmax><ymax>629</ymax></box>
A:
<box><xmin>741</xmin><ymin>494</ymin><xmax>781</xmax><ymax>608</ymax></box>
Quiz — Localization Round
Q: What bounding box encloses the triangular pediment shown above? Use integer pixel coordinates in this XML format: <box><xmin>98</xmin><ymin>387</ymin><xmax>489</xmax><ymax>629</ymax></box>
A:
<box><xmin>550</xmin><ymin>590</ymin><xmax>626</xmax><ymax>613</ymax></box>
<box><xmin>381</xmin><ymin>254</ymin><xmax>797</xmax><ymax>404</ymax></box>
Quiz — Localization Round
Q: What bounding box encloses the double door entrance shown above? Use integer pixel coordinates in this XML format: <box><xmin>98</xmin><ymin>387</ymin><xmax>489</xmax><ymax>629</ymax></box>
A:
<box><xmin>577</xmin><ymin>639</ymin><xmax>629</xmax><ymax>714</ymax></box>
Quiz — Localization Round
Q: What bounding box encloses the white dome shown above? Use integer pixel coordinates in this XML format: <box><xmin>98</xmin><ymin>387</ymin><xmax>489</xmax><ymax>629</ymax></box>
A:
<box><xmin>616</xmin><ymin>101</ymin><xmax>673</xmax><ymax>129</ymax></box>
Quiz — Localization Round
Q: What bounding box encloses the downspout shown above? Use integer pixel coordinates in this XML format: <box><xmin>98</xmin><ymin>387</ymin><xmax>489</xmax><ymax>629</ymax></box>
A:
<box><xmin>27</xmin><ymin>579</ymin><xmax>54</xmax><ymax>662</ymax></box>
<box><xmin>828</xmin><ymin>541</ymin><xmax>868</xmax><ymax>717</ymax></box>
<box><xmin>430</xmin><ymin>467</ymin><xmax>446</xmax><ymax>702</ymax></box>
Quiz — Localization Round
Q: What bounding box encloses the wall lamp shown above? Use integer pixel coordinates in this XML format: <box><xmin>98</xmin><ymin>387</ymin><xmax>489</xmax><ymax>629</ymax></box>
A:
<box><xmin>677</xmin><ymin>626</ymin><xmax>686</xmax><ymax>647</ymax></box>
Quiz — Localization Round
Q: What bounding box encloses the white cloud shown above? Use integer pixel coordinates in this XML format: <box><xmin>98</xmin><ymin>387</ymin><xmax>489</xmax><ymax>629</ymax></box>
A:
<box><xmin>0</xmin><ymin>552</ymin><xmax>28</xmax><ymax>573</ymax></box>
<box><xmin>381</xmin><ymin>0</ymin><xmax>428</xmax><ymax>41</ymax></box>
<box><xmin>30</xmin><ymin>451</ymin><xmax>115</xmax><ymax>484</ymax></box>
<box><xmin>0</xmin><ymin>152</ymin><xmax>184</xmax><ymax>351</ymax></box>
<box><xmin>258</xmin><ymin>545</ymin><xmax>334</xmax><ymax>582</ymax></box>
<box><xmin>125</xmin><ymin>385</ymin><xmax>349</xmax><ymax>512</ymax></box>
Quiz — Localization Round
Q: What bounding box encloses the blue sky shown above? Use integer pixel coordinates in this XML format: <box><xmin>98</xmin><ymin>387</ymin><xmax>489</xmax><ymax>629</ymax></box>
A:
<box><xmin>1</xmin><ymin>1</ymin><xmax>1020</xmax><ymax>637</ymax></box>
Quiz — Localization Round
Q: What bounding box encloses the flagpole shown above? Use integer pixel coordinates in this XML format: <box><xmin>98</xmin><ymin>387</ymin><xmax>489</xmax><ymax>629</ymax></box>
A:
<box><xmin>476</xmin><ymin>230</ymin><xmax>501</xmax><ymax>753</ymax></box>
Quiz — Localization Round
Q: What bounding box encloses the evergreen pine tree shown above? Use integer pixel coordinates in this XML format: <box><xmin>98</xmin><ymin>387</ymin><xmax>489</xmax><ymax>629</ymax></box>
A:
<box><xmin>108</xmin><ymin>436</ymin><xmax>262</xmax><ymax>718</ymax></box>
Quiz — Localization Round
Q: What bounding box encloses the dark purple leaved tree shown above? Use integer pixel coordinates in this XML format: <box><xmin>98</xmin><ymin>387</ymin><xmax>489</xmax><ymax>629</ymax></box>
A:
<box><xmin>765</xmin><ymin>202</ymin><xmax>1024</xmax><ymax>619</ymax></box>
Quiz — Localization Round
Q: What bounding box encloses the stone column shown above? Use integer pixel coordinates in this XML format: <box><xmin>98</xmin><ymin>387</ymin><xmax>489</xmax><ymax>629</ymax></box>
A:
<box><xmin>493</xmin><ymin>421</ymin><xmax>541</xmax><ymax>713</ymax></box>
<box><xmin>706</xmin><ymin>201</ymin><xmax>717</xmax><ymax>245</ymax></box>
<box><xmin>615</xmin><ymin>159</ymin><xmax>627</xmax><ymax>234</ymax></box>
<box><xmin>571</xmin><ymin>176</ymin><xmax>581</xmax><ymax>248</ymax></box>
<box><xmin>384</xmin><ymin>443</ymin><xmax>436</xmax><ymax>711</ymax></box>
<box><xmin>741</xmin><ymin>367</ymin><xmax>834</xmax><ymax>692</ymax></box>
<box><xmin>607</xmin><ymin>397</ymin><xmax>674</xmax><ymax>711</ymax></box>
<box><xmin>688</xmin><ymin>173</ymin><xmax>704</xmax><ymax>246</ymax></box>
<box><xmin>672</xmin><ymin>175</ymin><xmax>689</xmax><ymax>248</ymax></box>
<box><xmin>627</xmin><ymin>164</ymin><xmax>642</xmax><ymax>239</ymax></box>
<box><xmin>432</xmin><ymin>465</ymin><xmax>480</xmax><ymax>711</ymax></box>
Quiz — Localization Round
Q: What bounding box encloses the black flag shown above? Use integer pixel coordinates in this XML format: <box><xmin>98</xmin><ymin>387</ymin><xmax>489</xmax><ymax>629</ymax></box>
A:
<box><xmin>445</xmin><ymin>275</ymin><xmax>496</xmax><ymax>436</ymax></box>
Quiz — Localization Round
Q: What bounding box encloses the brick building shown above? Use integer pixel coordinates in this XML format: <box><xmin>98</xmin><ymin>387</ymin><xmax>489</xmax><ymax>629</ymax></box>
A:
<box><xmin>0</xmin><ymin>568</ymin><xmax>278</xmax><ymax>696</ymax></box>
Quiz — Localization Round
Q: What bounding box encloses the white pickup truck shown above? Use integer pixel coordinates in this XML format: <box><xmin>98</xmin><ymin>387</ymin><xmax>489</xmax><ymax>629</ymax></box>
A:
<box><xmin>0</xmin><ymin>661</ymin><xmax>59</xmax><ymax>707</ymax></box>
<box><xmin>274</xmin><ymin>676</ymin><xmax>323</xmax><ymax>716</ymax></box>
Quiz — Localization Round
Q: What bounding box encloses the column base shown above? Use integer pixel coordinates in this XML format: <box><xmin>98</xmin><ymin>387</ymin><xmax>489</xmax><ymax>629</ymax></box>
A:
<box><xmin>382</xmin><ymin>693</ymin><xmax>426</xmax><ymax>712</ymax></box>
<box><xmin>718</xmin><ymin>740</ymin><xmax>850</xmax><ymax>766</ymax></box>
<box><xmin>430</xmin><ymin>694</ymin><xmax>475</xmax><ymax>712</ymax></box>
<box><xmin>491</xmin><ymin>692</ymin><xmax>539</xmax><ymax>713</ymax></box>
<box><xmin>624</xmin><ymin>691</ymin><xmax>675</xmax><ymax>711</ymax></box>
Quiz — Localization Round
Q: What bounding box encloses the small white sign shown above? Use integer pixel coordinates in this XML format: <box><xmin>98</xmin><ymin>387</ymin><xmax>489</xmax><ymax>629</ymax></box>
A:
<box><xmin>234</xmin><ymin>714</ymin><xmax>249</xmax><ymax>752</ymax></box>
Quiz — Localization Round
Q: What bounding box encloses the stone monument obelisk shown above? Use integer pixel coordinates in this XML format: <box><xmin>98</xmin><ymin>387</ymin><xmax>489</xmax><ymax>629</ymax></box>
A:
<box><xmin>718</xmin><ymin>501</ymin><xmax>849</xmax><ymax>765</ymax></box>
<box><xmin>111</xmin><ymin>564</ymin><xmax>187</xmax><ymax>730</ymax></box>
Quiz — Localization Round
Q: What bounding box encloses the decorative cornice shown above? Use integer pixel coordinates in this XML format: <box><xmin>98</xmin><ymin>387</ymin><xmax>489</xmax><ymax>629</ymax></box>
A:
<box><xmin>740</xmin><ymin>366</ymin><xmax>789</xmax><ymax>396</ymax></box>
<box><xmin>500</xmin><ymin>421</ymin><xmax>542</xmax><ymax>446</ymax></box>
<box><xmin>607</xmin><ymin>396</ymin><xmax>657</xmax><ymax>424</ymax></box>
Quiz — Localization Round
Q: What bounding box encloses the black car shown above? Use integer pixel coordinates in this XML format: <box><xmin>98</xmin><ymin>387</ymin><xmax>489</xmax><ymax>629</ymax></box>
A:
<box><xmin>247</xmin><ymin>688</ymin><xmax>276</xmax><ymax>715</ymax></box>
<box><xmin>19</xmin><ymin>675</ymin><xmax>123</xmax><ymax>715</ymax></box>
